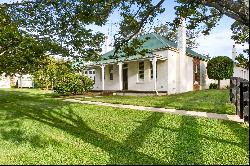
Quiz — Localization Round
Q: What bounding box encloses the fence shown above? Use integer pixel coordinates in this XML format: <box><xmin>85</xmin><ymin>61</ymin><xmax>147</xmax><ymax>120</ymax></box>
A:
<box><xmin>230</xmin><ymin>77</ymin><xmax>249</xmax><ymax>122</ymax></box>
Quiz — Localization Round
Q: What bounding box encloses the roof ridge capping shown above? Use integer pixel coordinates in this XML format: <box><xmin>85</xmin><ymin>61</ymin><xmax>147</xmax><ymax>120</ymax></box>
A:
<box><xmin>150</xmin><ymin>32</ymin><xmax>168</xmax><ymax>47</ymax></box>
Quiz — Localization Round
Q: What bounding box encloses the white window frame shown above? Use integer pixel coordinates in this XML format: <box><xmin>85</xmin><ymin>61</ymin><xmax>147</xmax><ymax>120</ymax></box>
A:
<box><xmin>138</xmin><ymin>61</ymin><xmax>144</xmax><ymax>82</ymax></box>
<box><xmin>109</xmin><ymin>65</ymin><xmax>113</xmax><ymax>80</ymax></box>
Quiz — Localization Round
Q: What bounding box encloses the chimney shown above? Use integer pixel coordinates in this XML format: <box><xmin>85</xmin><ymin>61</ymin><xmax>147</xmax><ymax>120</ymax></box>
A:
<box><xmin>177</xmin><ymin>18</ymin><xmax>186</xmax><ymax>55</ymax></box>
<box><xmin>232</xmin><ymin>44</ymin><xmax>237</xmax><ymax>61</ymax></box>
<box><xmin>176</xmin><ymin>18</ymin><xmax>187</xmax><ymax>93</ymax></box>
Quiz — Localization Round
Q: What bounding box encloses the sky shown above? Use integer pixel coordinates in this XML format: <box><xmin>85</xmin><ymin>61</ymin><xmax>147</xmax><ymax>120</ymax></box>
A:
<box><xmin>0</xmin><ymin>0</ymin><xmax>247</xmax><ymax>58</ymax></box>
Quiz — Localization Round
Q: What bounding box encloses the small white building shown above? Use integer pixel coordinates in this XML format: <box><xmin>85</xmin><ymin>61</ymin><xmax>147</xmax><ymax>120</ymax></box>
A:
<box><xmin>16</xmin><ymin>74</ymin><xmax>34</xmax><ymax>88</ymax></box>
<box><xmin>0</xmin><ymin>74</ymin><xmax>11</xmax><ymax>88</ymax></box>
<box><xmin>0</xmin><ymin>74</ymin><xmax>34</xmax><ymax>88</ymax></box>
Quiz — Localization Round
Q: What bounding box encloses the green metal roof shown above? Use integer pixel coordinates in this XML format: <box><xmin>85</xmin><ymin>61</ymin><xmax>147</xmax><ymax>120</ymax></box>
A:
<box><xmin>75</xmin><ymin>33</ymin><xmax>209</xmax><ymax>67</ymax></box>
<box><xmin>101</xmin><ymin>33</ymin><xmax>208</xmax><ymax>63</ymax></box>
<box><xmin>102</xmin><ymin>33</ymin><xmax>177</xmax><ymax>60</ymax></box>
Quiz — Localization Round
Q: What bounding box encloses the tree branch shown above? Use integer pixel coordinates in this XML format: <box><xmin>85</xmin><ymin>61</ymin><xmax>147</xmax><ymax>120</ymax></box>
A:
<box><xmin>113</xmin><ymin>0</ymin><xmax>165</xmax><ymax>55</ymax></box>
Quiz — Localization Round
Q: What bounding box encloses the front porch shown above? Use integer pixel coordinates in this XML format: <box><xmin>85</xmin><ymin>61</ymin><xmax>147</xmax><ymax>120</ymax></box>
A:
<box><xmin>92</xmin><ymin>54</ymin><xmax>168</xmax><ymax>93</ymax></box>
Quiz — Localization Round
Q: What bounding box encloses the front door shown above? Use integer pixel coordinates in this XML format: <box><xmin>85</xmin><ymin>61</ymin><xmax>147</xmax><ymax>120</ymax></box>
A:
<box><xmin>122</xmin><ymin>64</ymin><xmax>128</xmax><ymax>90</ymax></box>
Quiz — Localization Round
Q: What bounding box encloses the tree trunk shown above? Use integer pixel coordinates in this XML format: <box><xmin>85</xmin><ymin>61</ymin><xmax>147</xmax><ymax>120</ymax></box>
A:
<box><xmin>218</xmin><ymin>79</ymin><xmax>220</xmax><ymax>89</ymax></box>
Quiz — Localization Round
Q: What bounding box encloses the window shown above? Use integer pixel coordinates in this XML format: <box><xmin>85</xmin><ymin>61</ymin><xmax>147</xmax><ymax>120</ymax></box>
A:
<box><xmin>109</xmin><ymin>65</ymin><xmax>113</xmax><ymax>80</ymax></box>
<box><xmin>138</xmin><ymin>61</ymin><xmax>144</xmax><ymax>80</ymax></box>
<box><xmin>195</xmin><ymin>64</ymin><xmax>198</xmax><ymax>73</ymax></box>
<box><xmin>93</xmin><ymin>71</ymin><xmax>95</xmax><ymax>74</ymax></box>
<box><xmin>85</xmin><ymin>71</ymin><xmax>88</xmax><ymax>74</ymax></box>
<box><xmin>89</xmin><ymin>70</ymin><xmax>93</xmax><ymax>74</ymax></box>
<box><xmin>150</xmin><ymin>62</ymin><xmax>157</xmax><ymax>79</ymax></box>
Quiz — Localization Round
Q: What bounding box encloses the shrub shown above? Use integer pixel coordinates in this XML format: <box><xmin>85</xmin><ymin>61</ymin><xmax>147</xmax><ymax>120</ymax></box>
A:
<box><xmin>54</xmin><ymin>73</ymin><xmax>94</xmax><ymax>95</ymax></box>
<box><xmin>207</xmin><ymin>56</ymin><xmax>234</xmax><ymax>89</ymax></box>
<box><xmin>209</xmin><ymin>83</ymin><xmax>218</xmax><ymax>89</ymax></box>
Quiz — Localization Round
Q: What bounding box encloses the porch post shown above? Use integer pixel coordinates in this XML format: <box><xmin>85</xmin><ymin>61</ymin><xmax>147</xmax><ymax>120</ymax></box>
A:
<box><xmin>152</xmin><ymin>56</ymin><xmax>157</xmax><ymax>92</ymax></box>
<box><xmin>118</xmin><ymin>62</ymin><xmax>123</xmax><ymax>90</ymax></box>
<box><xmin>101</xmin><ymin>65</ymin><xmax>105</xmax><ymax>91</ymax></box>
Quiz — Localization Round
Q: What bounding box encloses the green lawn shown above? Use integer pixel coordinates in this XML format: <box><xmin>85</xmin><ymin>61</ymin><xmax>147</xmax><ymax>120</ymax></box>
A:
<box><xmin>0</xmin><ymin>89</ymin><xmax>249</xmax><ymax>164</ymax></box>
<box><xmin>81</xmin><ymin>89</ymin><xmax>235</xmax><ymax>114</ymax></box>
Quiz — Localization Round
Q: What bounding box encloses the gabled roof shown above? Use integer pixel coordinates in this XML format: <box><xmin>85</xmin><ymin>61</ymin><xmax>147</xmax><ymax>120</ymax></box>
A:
<box><xmin>102</xmin><ymin>33</ymin><xmax>176</xmax><ymax>60</ymax></box>
<box><xmin>101</xmin><ymin>33</ymin><xmax>208</xmax><ymax>62</ymax></box>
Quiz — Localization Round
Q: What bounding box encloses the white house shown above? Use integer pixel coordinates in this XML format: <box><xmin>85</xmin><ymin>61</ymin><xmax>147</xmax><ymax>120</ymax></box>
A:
<box><xmin>86</xmin><ymin>19</ymin><xmax>248</xmax><ymax>95</ymax></box>
<box><xmin>87</xmin><ymin>20</ymin><xmax>211</xmax><ymax>95</ymax></box>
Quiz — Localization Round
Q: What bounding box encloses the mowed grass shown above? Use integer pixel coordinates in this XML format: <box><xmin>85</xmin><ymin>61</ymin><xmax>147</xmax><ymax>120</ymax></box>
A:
<box><xmin>0</xmin><ymin>89</ymin><xmax>249</xmax><ymax>165</ymax></box>
<box><xmin>81</xmin><ymin>89</ymin><xmax>235</xmax><ymax>114</ymax></box>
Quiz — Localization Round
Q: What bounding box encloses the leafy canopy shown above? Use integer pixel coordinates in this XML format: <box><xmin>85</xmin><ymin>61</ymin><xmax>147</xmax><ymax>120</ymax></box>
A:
<box><xmin>0</xmin><ymin>0</ymin><xmax>249</xmax><ymax>74</ymax></box>
<box><xmin>207</xmin><ymin>56</ymin><xmax>234</xmax><ymax>88</ymax></box>
<box><xmin>0</xmin><ymin>8</ymin><xmax>47</xmax><ymax>76</ymax></box>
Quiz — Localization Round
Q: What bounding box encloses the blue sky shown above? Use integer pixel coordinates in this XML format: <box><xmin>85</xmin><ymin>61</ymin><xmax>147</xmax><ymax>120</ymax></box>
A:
<box><xmin>1</xmin><ymin>0</ymin><xmax>246</xmax><ymax>58</ymax></box>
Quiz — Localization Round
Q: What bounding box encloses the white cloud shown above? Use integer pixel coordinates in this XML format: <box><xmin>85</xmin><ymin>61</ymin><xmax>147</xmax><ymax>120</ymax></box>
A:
<box><xmin>193</xmin><ymin>29</ymin><xmax>246</xmax><ymax>58</ymax></box>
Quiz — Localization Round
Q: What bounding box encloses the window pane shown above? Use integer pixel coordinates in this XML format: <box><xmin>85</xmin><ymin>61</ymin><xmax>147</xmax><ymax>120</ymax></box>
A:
<box><xmin>110</xmin><ymin>73</ymin><xmax>113</xmax><ymax>80</ymax></box>
<box><xmin>89</xmin><ymin>71</ymin><xmax>92</xmax><ymax>74</ymax></box>
<box><xmin>138</xmin><ymin>61</ymin><xmax>144</xmax><ymax>80</ymax></box>
<box><xmin>139</xmin><ymin>73</ymin><xmax>144</xmax><ymax>79</ymax></box>
<box><xmin>109</xmin><ymin>65</ymin><xmax>113</xmax><ymax>80</ymax></box>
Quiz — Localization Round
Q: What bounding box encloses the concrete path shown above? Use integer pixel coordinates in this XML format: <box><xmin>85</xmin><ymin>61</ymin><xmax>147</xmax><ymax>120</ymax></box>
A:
<box><xmin>63</xmin><ymin>98</ymin><xmax>244</xmax><ymax>123</ymax></box>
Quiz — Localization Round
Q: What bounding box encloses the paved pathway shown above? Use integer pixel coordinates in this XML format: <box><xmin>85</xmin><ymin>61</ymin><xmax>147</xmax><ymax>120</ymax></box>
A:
<box><xmin>63</xmin><ymin>98</ymin><xmax>244</xmax><ymax>123</ymax></box>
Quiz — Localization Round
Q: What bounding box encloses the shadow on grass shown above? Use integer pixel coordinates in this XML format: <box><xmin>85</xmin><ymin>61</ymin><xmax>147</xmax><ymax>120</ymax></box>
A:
<box><xmin>0</xmin><ymin>89</ymin><xmax>248</xmax><ymax>164</ymax></box>
<box><xmin>221</xmin><ymin>120</ymin><xmax>249</xmax><ymax>152</ymax></box>
<box><xmin>0</xmin><ymin>89</ymin><xmax>165</xmax><ymax>164</ymax></box>
<box><xmin>154</xmin><ymin>90</ymin><xmax>233</xmax><ymax>114</ymax></box>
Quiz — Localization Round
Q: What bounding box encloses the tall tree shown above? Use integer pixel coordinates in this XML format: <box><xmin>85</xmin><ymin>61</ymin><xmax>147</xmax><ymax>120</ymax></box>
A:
<box><xmin>32</xmin><ymin>56</ymin><xmax>73</xmax><ymax>90</ymax></box>
<box><xmin>0</xmin><ymin>8</ymin><xmax>47</xmax><ymax>76</ymax></box>
<box><xmin>0</xmin><ymin>0</ymin><xmax>249</xmax><ymax>72</ymax></box>
<box><xmin>207</xmin><ymin>56</ymin><xmax>234</xmax><ymax>89</ymax></box>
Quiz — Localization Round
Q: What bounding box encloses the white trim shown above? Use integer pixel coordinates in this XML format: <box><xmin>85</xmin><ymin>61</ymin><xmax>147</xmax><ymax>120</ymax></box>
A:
<box><xmin>101</xmin><ymin>65</ymin><xmax>105</xmax><ymax>91</ymax></box>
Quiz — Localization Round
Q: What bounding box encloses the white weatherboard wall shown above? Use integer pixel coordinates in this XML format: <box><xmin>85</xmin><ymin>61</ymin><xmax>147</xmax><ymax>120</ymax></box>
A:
<box><xmin>128</xmin><ymin>60</ymin><xmax>154</xmax><ymax>91</ymax></box>
<box><xmin>17</xmin><ymin>75</ymin><xmax>33</xmax><ymax>88</ymax></box>
<box><xmin>103</xmin><ymin>64</ymin><xmax>120</xmax><ymax>91</ymax></box>
<box><xmin>233</xmin><ymin>66</ymin><xmax>249</xmax><ymax>80</ymax></box>
<box><xmin>0</xmin><ymin>74</ymin><xmax>10</xmax><ymax>88</ymax></box>
<box><xmin>200</xmin><ymin>60</ymin><xmax>208</xmax><ymax>89</ymax></box>
<box><xmin>93</xmin><ymin>67</ymin><xmax>102</xmax><ymax>90</ymax></box>
<box><xmin>156</xmin><ymin>60</ymin><xmax>168</xmax><ymax>91</ymax></box>
<box><xmin>167</xmin><ymin>50</ymin><xmax>177</xmax><ymax>94</ymax></box>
